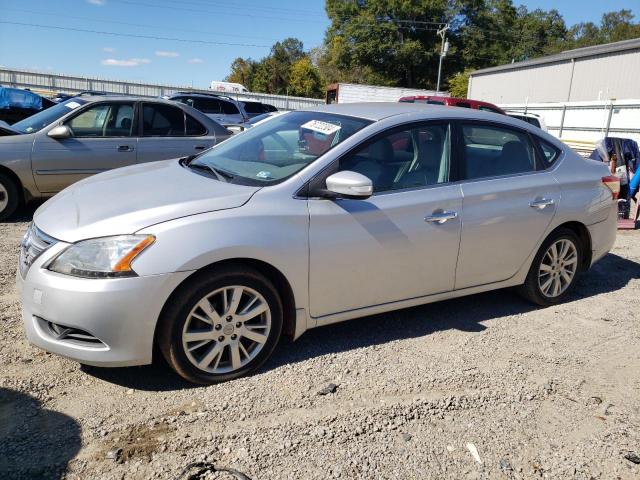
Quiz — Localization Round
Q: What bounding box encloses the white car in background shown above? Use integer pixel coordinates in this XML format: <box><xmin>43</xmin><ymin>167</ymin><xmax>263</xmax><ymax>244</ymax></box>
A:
<box><xmin>506</xmin><ymin>111</ymin><xmax>548</xmax><ymax>131</ymax></box>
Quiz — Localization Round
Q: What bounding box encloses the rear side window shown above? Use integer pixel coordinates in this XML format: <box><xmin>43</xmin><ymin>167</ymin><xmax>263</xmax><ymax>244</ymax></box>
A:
<box><xmin>455</xmin><ymin>102</ymin><xmax>472</xmax><ymax>109</ymax></box>
<box><xmin>220</xmin><ymin>100</ymin><xmax>240</xmax><ymax>115</ymax></box>
<box><xmin>186</xmin><ymin>115</ymin><xmax>207</xmax><ymax>136</ymax></box>
<box><xmin>142</xmin><ymin>104</ymin><xmax>185</xmax><ymax>136</ymax></box>
<box><xmin>242</xmin><ymin>102</ymin><xmax>265</xmax><ymax>114</ymax></box>
<box><xmin>195</xmin><ymin>98</ymin><xmax>222</xmax><ymax>114</ymax></box>
<box><xmin>461</xmin><ymin>124</ymin><xmax>536</xmax><ymax>179</ymax></box>
<box><xmin>537</xmin><ymin>138</ymin><xmax>561</xmax><ymax>166</ymax></box>
<box><xmin>479</xmin><ymin>106</ymin><xmax>502</xmax><ymax>114</ymax></box>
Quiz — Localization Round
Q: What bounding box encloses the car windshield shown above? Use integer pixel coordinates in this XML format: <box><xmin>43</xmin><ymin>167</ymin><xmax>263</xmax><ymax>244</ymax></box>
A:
<box><xmin>11</xmin><ymin>98</ymin><xmax>87</xmax><ymax>133</ymax></box>
<box><xmin>190</xmin><ymin>111</ymin><xmax>372</xmax><ymax>185</ymax></box>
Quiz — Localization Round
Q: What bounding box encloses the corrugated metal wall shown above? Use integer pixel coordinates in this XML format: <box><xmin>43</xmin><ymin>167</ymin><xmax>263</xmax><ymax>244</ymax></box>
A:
<box><xmin>469</xmin><ymin>49</ymin><xmax>640</xmax><ymax>103</ymax></box>
<box><xmin>0</xmin><ymin>67</ymin><xmax>325</xmax><ymax>110</ymax></box>
<box><xmin>337</xmin><ymin>84</ymin><xmax>442</xmax><ymax>103</ymax></box>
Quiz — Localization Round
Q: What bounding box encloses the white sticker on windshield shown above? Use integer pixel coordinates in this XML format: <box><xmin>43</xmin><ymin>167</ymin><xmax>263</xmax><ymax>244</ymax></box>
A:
<box><xmin>65</xmin><ymin>101</ymin><xmax>82</xmax><ymax>109</ymax></box>
<box><xmin>301</xmin><ymin>120</ymin><xmax>341</xmax><ymax>136</ymax></box>
<box><xmin>256</xmin><ymin>171</ymin><xmax>272</xmax><ymax>179</ymax></box>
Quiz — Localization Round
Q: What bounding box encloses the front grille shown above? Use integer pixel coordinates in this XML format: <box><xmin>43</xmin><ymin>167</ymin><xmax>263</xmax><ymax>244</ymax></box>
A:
<box><xmin>36</xmin><ymin>317</ymin><xmax>106</xmax><ymax>348</ymax></box>
<box><xmin>19</xmin><ymin>223</ymin><xmax>56</xmax><ymax>278</ymax></box>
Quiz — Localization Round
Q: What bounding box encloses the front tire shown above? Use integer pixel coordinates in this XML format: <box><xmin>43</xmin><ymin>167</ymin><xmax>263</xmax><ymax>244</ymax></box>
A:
<box><xmin>519</xmin><ymin>228</ymin><xmax>582</xmax><ymax>306</ymax></box>
<box><xmin>0</xmin><ymin>173</ymin><xmax>19</xmax><ymax>221</ymax></box>
<box><xmin>157</xmin><ymin>266</ymin><xmax>283</xmax><ymax>384</ymax></box>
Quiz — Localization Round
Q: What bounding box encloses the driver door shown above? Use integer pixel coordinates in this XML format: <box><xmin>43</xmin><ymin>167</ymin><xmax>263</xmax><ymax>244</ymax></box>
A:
<box><xmin>308</xmin><ymin>122</ymin><xmax>463</xmax><ymax>318</ymax></box>
<box><xmin>31</xmin><ymin>101</ymin><xmax>136</xmax><ymax>193</ymax></box>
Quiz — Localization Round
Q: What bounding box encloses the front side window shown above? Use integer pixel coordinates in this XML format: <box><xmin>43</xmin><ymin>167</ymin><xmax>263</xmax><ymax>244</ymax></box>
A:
<box><xmin>189</xmin><ymin>111</ymin><xmax>371</xmax><ymax>185</ymax></box>
<box><xmin>66</xmin><ymin>102</ymin><xmax>134</xmax><ymax>137</ymax></box>
<box><xmin>337</xmin><ymin>123</ymin><xmax>451</xmax><ymax>193</ymax></box>
<box><xmin>142</xmin><ymin>104</ymin><xmax>185</xmax><ymax>136</ymax></box>
<box><xmin>461</xmin><ymin>123</ymin><xmax>536</xmax><ymax>179</ymax></box>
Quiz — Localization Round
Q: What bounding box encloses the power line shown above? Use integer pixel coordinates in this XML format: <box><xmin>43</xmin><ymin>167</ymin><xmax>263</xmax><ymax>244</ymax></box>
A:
<box><xmin>2</xmin><ymin>7</ymin><xmax>280</xmax><ymax>42</ymax></box>
<box><xmin>0</xmin><ymin>21</ymin><xmax>271</xmax><ymax>48</ymax></box>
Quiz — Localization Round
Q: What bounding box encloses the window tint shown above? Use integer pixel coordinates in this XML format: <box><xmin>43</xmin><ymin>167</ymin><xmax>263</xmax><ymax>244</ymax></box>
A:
<box><xmin>479</xmin><ymin>106</ymin><xmax>501</xmax><ymax>114</ymax></box>
<box><xmin>461</xmin><ymin>124</ymin><xmax>536</xmax><ymax>179</ymax></box>
<box><xmin>186</xmin><ymin>115</ymin><xmax>207</xmax><ymax>136</ymax></box>
<box><xmin>66</xmin><ymin>102</ymin><xmax>134</xmax><ymax>137</ymax></box>
<box><xmin>527</xmin><ymin>117</ymin><xmax>541</xmax><ymax>128</ymax></box>
<box><xmin>538</xmin><ymin>138</ymin><xmax>561</xmax><ymax>165</ymax></box>
<box><xmin>242</xmin><ymin>102</ymin><xmax>265</xmax><ymax>114</ymax></box>
<box><xmin>220</xmin><ymin>100</ymin><xmax>240</xmax><ymax>115</ymax></box>
<box><xmin>427</xmin><ymin>100</ymin><xmax>445</xmax><ymax>105</ymax></box>
<box><xmin>338</xmin><ymin>123</ymin><xmax>451</xmax><ymax>193</ymax></box>
<box><xmin>142</xmin><ymin>104</ymin><xmax>185</xmax><ymax>136</ymax></box>
<box><xmin>455</xmin><ymin>102</ymin><xmax>472</xmax><ymax>108</ymax></box>
<box><xmin>195</xmin><ymin>98</ymin><xmax>222</xmax><ymax>114</ymax></box>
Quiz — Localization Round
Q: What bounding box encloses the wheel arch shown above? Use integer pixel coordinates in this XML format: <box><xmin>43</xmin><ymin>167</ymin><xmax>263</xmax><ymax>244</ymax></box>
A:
<box><xmin>0</xmin><ymin>164</ymin><xmax>27</xmax><ymax>205</ymax></box>
<box><xmin>547</xmin><ymin>221</ymin><xmax>592</xmax><ymax>271</ymax></box>
<box><xmin>154</xmin><ymin>257</ymin><xmax>298</xmax><ymax>353</ymax></box>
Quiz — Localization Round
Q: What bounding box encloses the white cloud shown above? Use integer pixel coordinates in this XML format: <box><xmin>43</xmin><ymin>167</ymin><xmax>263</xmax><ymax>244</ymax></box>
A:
<box><xmin>188</xmin><ymin>58</ymin><xmax>204</xmax><ymax>64</ymax></box>
<box><xmin>102</xmin><ymin>47</ymin><xmax>116</xmax><ymax>53</ymax></box>
<box><xmin>88</xmin><ymin>0</ymin><xmax>106</xmax><ymax>5</ymax></box>
<box><xmin>101</xmin><ymin>58</ymin><xmax>151</xmax><ymax>67</ymax></box>
<box><xmin>155</xmin><ymin>50</ymin><xmax>180</xmax><ymax>58</ymax></box>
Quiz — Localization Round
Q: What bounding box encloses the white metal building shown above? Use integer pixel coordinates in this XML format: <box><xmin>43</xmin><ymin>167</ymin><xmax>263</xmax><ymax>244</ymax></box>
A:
<box><xmin>468</xmin><ymin>38</ymin><xmax>640</xmax><ymax>104</ymax></box>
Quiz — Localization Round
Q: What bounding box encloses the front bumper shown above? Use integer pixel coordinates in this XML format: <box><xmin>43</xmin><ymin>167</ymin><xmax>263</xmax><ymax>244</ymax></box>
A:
<box><xmin>18</xmin><ymin>250</ymin><xmax>192</xmax><ymax>367</ymax></box>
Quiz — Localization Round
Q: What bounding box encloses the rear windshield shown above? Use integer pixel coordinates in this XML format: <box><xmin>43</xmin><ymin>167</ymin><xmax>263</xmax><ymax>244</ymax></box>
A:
<box><xmin>11</xmin><ymin>98</ymin><xmax>88</xmax><ymax>133</ymax></box>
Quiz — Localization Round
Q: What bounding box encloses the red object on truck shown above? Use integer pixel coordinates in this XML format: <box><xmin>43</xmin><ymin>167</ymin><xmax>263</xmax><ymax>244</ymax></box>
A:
<box><xmin>398</xmin><ymin>95</ymin><xmax>505</xmax><ymax>115</ymax></box>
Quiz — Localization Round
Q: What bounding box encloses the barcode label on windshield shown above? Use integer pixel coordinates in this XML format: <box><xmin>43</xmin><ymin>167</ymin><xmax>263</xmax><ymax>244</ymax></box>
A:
<box><xmin>301</xmin><ymin>120</ymin><xmax>341</xmax><ymax>136</ymax></box>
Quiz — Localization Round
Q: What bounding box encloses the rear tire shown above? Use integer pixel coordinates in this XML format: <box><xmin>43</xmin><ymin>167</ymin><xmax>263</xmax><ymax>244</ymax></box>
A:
<box><xmin>519</xmin><ymin>228</ymin><xmax>582</xmax><ymax>306</ymax></box>
<box><xmin>157</xmin><ymin>266</ymin><xmax>283</xmax><ymax>384</ymax></box>
<box><xmin>0</xmin><ymin>173</ymin><xmax>19</xmax><ymax>221</ymax></box>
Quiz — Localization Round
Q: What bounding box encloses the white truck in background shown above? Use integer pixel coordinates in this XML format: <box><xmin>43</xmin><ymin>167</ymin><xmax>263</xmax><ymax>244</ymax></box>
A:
<box><xmin>326</xmin><ymin>82</ymin><xmax>446</xmax><ymax>104</ymax></box>
<box><xmin>210</xmin><ymin>81</ymin><xmax>249</xmax><ymax>94</ymax></box>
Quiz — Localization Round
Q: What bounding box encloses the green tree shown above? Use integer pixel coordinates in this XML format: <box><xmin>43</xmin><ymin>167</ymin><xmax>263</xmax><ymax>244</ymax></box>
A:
<box><xmin>225</xmin><ymin>58</ymin><xmax>255</xmax><ymax>89</ymax></box>
<box><xmin>288</xmin><ymin>57</ymin><xmax>324</xmax><ymax>98</ymax></box>
<box><xmin>448</xmin><ymin>69</ymin><xmax>471</xmax><ymax>97</ymax></box>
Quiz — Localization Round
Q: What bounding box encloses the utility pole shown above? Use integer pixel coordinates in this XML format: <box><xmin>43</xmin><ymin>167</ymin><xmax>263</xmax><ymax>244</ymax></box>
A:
<box><xmin>436</xmin><ymin>24</ymin><xmax>450</xmax><ymax>93</ymax></box>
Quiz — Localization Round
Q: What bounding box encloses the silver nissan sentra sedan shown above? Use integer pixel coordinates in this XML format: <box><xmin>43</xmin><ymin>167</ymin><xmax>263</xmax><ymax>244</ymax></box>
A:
<box><xmin>17</xmin><ymin>103</ymin><xmax>618</xmax><ymax>384</ymax></box>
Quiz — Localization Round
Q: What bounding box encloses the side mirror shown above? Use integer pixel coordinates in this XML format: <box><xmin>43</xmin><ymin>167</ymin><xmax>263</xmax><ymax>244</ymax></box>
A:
<box><xmin>47</xmin><ymin>125</ymin><xmax>72</xmax><ymax>139</ymax></box>
<box><xmin>325</xmin><ymin>170</ymin><xmax>373</xmax><ymax>199</ymax></box>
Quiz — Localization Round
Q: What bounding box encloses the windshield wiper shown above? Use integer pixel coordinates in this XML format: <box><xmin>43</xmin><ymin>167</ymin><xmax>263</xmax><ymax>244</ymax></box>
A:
<box><xmin>187</xmin><ymin>161</ymin><xmax>234</xmax><ymax>182</ymax></box>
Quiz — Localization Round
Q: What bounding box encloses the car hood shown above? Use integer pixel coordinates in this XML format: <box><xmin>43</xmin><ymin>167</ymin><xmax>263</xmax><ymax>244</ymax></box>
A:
<box><xmin>34</xmin><ymin>159</ymin><xmax>261</xmax><ymax>242</ymax></box>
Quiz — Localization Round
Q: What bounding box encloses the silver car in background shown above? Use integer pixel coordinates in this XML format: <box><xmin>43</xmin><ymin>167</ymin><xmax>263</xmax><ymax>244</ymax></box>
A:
<box><xmin>0</xmin><ymin>96</ymin><xmax>231</xmax><ymax>219</ymax></box>
<box><xmin>17</xmin><ymin>103</ymin><xmax>618</xmax><ymax>384</ymax></box>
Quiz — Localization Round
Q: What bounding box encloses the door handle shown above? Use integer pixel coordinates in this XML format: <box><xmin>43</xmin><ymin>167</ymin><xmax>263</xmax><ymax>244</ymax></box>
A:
<box><xmin>117</xmin><ymin>145</ymin><xmax>134</xmax><ymax>152</ymax></box>
<box><xmin>194</xmin><ymin>145</ymin><xmax>206</xmax><ymax>150</ymax></box>
<box><xmin>529</xmin><ymin>198</ymin><xmax>554</xmax><ymax>209</ymax></box>
<box><xmin>424</xmin><ymin>210</ymin><xmax>458</xmax><ymax>224</ymax></box>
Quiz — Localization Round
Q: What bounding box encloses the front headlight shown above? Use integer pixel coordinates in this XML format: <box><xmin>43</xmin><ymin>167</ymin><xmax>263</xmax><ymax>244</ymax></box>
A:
<box><xmin>48</xmin><ymin>235</ymin><xmax>155</xmax><ymax>278</ymax></box>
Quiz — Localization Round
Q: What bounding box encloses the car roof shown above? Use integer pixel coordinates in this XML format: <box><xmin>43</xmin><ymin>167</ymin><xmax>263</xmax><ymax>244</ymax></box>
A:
<box><xmin>301</xmin><ymin>102</ymin><xmax>511</xmax><ymax>122</ymax></box>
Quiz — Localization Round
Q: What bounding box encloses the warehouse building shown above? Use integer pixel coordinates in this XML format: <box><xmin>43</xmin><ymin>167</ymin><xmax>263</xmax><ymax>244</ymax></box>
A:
<box><xmin>468</xmin><ymin>38</ymin><xmax>640</xmax><ymax>104</ymax></box>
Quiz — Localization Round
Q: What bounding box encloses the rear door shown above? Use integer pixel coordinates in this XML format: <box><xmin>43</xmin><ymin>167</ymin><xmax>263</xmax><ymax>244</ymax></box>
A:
<box><xmin>455</xmin><ymin>122</ymin><xmax>560</xmax><ymax>289</ymax></box>
<box><xmin>31</xmin><ymin>100</ymin><xmax>136</xmax><ymax>193</ymax></box>
<box><xmin>136</xmin><ymin>103</ymin><xmax>215</xmax><ymax>163</ymax></box>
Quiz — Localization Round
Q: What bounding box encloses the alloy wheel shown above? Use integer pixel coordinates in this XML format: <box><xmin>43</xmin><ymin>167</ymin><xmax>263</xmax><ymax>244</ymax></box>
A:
<box><xmin>0</xmin><ymin>183</ymin><xmax>8</xmax><ymax>212</ymax></box>
<box><xmin>538</xmin><ymin>238</ymin><xmax>578</xmax><ymax>298</ymax></box>
<box><xmin>182</xmin><ymin>285</ymin><xmax>271</xmax><ymax>374</ymax></box>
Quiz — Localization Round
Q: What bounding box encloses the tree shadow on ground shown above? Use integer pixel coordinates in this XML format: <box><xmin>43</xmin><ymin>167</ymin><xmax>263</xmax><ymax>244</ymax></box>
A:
<box><xmin>0</xmin><ymin>388</ymin><xmax>81</xmax><ymax>480</ymax></box>
<box><xmin>82</xmin><ymin>252</ymin><xmax>640</xmax><ymax>391</ymax></box>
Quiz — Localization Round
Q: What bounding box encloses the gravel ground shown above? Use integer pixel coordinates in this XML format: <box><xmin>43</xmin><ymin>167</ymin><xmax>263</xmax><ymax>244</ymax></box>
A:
<box><xmin>1</xmin><ymin>213</ymin><xmax>640</xmax><ymax>480</ymax></box>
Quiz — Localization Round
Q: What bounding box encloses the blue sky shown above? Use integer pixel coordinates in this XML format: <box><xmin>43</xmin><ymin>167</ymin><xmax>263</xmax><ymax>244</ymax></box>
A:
<box><xmin>0</xmin><ymin>0</ymin><xmax>636</xmax><ymax>89</ymax></box>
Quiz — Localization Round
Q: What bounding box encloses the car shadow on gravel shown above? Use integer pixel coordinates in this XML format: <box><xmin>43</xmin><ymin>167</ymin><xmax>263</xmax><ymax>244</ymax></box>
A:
<box><xmin>0</xmin><ymin>388</ymin><xmax>81</xmax><ymax>479</ymax></box>
<box><xmin>80</xmin><ymin>252</ymin><xmax>640</xmax><ymax>391</ymax></box>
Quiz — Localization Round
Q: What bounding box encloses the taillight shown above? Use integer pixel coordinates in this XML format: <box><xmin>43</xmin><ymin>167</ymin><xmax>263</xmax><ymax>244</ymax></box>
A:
<box><xmin>602</xmin><ymin>175</ymin><xmax>620</xmax><ymax>200</ymax></box>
